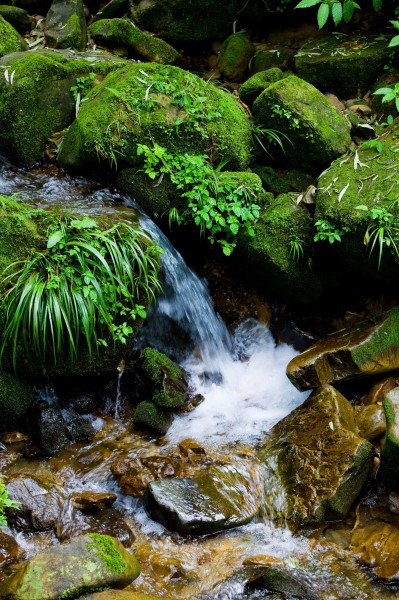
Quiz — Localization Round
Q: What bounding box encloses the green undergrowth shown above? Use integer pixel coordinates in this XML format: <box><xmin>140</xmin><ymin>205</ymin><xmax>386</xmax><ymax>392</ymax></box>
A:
<box><xmin>0</xmin><ymin>476</ymin><xmax>19</xmax><ymax>526</ymax></box>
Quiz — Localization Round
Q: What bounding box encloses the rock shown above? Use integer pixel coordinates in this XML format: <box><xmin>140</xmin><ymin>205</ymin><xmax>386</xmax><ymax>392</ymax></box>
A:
<box><xmin>0</xmin><ymin>14</ymin><xmax>27</xmax><ymax>57</ymax></box>
<box><xmin>0</xmin><ymin>49</ymin><xmax>123</xmax><ymax>166</ymax></box>
<box><xmin>5</xmin><ymin>475</ymin><xmax>59</xmax><ymax>531</ymax></box>
<box><xmin>32</xmin><ymin>402</ymin><xmax>69</xmax><ymax>455</ymax></box>
<box><xmin>258</xmin><ymin>385</ymin><xmax>374</xmax><ymax>530</ymax></box>
<box><xmin>236</xmin><ymin>193</ymin><xmax>323</xmax><ymax>303</ymax></box>
<box><xmin>140</xmin><ymin>348</ymin><xmax>187</xmax><ymax>409</ymax></box>
<box><xmin>295</xmin><ymin>34</ymin><xmax>389</xmax><ymax>98</ymax></box>
<box><xmin>250</xmin><ymin>45</ymin><xmax>295</xmax><ymax>74</ymax></box>
<box><xmin>351</xmin><ymin>522</ymin><xmax>399</xmax><ymax>581</ymax></box>
<box><xmin>252</xmin><ymin>75</ymin><xmax>351</xmax><ymax>172</ymax></box>
<box><xmin>0</xmin><ymin>530</ymin><xmax>24</xmax><ymax>571</ymax></box>
<box><xmin>178</xmin><ymin>438</ymin><xmax>206</xmax><ymax>460</ymax></box>
<box><xmin>145</xmin><ymin>461</ymin><xmax>262</xmax><ymax>535</ymax></box>
<box><xmin>287</xmin><ymin>308</ymin><xmax>399</xmax><ymax>391</ymax></box>
<box><xmin>363</xmin><ymin>376</ymin><xmax>398</xmax><ymax>405</ymax></box>
<box><xmin>355</xmin><ymin>404</ymin><xmax>386</xmax><ymax>440</ymax></box>
<box><xmin>0</xmin><ymin>534</ymin><xmax>140</xmax><ymax>599</ymax></box>
<box><xmin>88</xmin><ymin>18</ymin><xmax>180</xmax><ymax>64</ymax></box>
<box><xmin>93</xmin><ymin>0</ymin><xmax>128</xmax><ymax>20</ymax></box>
<box><xmin>45</xmin><ymin>0</ymin><xmax>86</xmax><ymax>51</ymax></box>
<box><xmin>112</xmin><ymin>454</ymin><xmax>182</xmax><ymax>496</ymax></box>
<box><xmin>84</xmin><ymin>509</ymin><xmax>136</xmax><ymax>548</ymax></box>
<box><xmin>58</xmin><ymin>62</ymin><xmax>253</xmax><ymax>178</ymax></box>
<box><xmin>217</xmin><ymin>33</ymin><xmax>254</xmax><ymax>82</ymax></box>
<box><xmin>0</xmin><ymin>372</ymin><xmax>33</xmax><ymax>431</ymax></box>
<box><xmin>81</xmin><ymin>591</ymin><xmax>173</xmax><ymax>599</ymax></box>
<box><xmin>71</xmin><ymin>491</ymin><xmax>117</xmax><ymax>512</ymax></box>
<box><xmin>325</xmin><ymin>92</ymin><xmax>345</xmax><ymax>112</ymax></box>
<box><xmin>239</xmin><ymin>67</ymin><xmax>287</xmax><ymax>106</ymax></box>
<box><xmin>2</xmin><ymin>431</ymin><xmax>29</xmax><ymax>444</ymax></box>
<box><xmin>129</xmin><ymin>0</ymin><xmax>240</xmax><ymax>42</ymax></box>
<box><xmin>381</xmin><ymin>387</ymin><xmax>399</xmax><ymax>490</ymax></box>
<box><xmin>66</xmin><ymin>392</ymin><xmax>100</xmax><ymax>414</ymax></box>
<box><xmin>0</xmin><ymin>5</ymin><xmax>31</xmax><ymax>34</ymax></box>
<box><xmin>133</xmin><ymin>401</ymin><xmax>173</xmax><ymax>435</ymax></box>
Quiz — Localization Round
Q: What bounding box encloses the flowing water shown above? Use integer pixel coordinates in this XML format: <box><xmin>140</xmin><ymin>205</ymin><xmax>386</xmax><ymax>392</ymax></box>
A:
<box><xmin>0</xmin><ymin>162</ymin><xmax>396</xmax><ymax>599</ymax></box>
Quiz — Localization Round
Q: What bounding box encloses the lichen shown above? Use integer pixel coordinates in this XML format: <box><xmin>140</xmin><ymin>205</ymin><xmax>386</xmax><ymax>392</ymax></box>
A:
<box><xmin>87</xmin><ymin>534</ymin><xmax>128</xmax><ymax>574</ymax></box>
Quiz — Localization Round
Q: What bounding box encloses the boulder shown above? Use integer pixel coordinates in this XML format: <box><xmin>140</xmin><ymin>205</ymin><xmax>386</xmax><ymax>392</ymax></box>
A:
<box><xmin>380</xmin><ymin>387</ymin><xmax>399</xmax><ymax>490</ymax></box>
<box><xmin>32</xmin><ymin>402</ymin><xmax>70</xmax><ymax>455</ymax></box>
<box><xmin>71</xmin><ymin>491</ymin><xmax>117</xmax><ymax>512</ymax></box>
<box><xmin>145</xmin><ymin>461</ymin><xmax>262</xmax><ymax>535</ymax></box>
<box><xmin>88</xmin><ymin>18</ymin><xmax>180</xmax><ymax>64</ymax></box>
<box><xmin>112</xmin><ymin>453</ymin><xmax>183</xmax><ymax>496</ymax></box>
<box><xmin>0</xmin><ymin>530</ymin><xmax>24</xmax><ymax>571</ymax></box>
<box><xmin>133</xmin><ymin>401</ymin><xmax>172</xmax><ymax>435</ymax></box>
<box><xmin>249</xmin><ymin>45</ymin><xmax>295</xmax><ymax>74</ymax></box>
<box><xmin>252</xmin><ymin>75</ymin><xmax>351</xmax><ymax>172</ymax></box>
<box><xmin>217</xmin><ymin>33</ymin><xmax>254</xmax><ymax>82</ymax></box>
<box><xmin>4</xmin><ymin>475</ymin><xmax>59</xmax><ymax>532</ymax></box>
<box><xmin>81</xmin><ymin>592</ymin><xmax>172</xmax><ymax>599</ymax></box>
<box><xmin>351</xmin><ymin>522</ymin><xmax>399</xmax><ymax>581</ymax></box>
<box><xmin>0</xmin><ymin>5</ymin><xmax>31</xmax><ymax>33</ymax></box>
<box><xmin>0</xmin><ymin>14</ymin><xmax>27</xmax><ymax>57</ymax></box>
<box><xmin>355</xmin><ymin>404</ymin><xmax>386</xmax><ymax>441</ymax></box>
<box><xmin>45</xmin><ymin>0</ymin><xmax>86</xmax><ymax>51</ymax></box>
<box><xmin>0</xmin><ymin>49</ymin><xmax>124</xmax><ymax>166</ymax></box>
<box><xmin>239</xmin><ymin>67</ymin><xmax>287</xmax><ymax>106</ymax></box>
<box><xmin>295</xmin><ymin>33</ymin><xmax>389</xmax><ymax>98</ymax></box>
<box><xmin>0</xmin><ymin>534</ymin><xmax>140</xmax><ymax>600</ymax></box>
<box><xmin>258</xmin><ymin>385</ymin><xmax>373</xmax><ymax>530</ymax></box>
<box><xmin>92</xmin><ymin>0</ymin><xmax>128</xmax><ymax>21</ymax></box>
<box><xmin>236</xmin><ymin>193</ymin><xmax>323</xmax><ymax>303</ymax></box>
<box><xmin>287</xmin><ymin>308</ymin><xmax>399</xmax><ymax>391</ymax></box>
<box><xmin>140</xmin><ymin>347</ymin><xmax>187</xmax><ymax>409</ymax></box>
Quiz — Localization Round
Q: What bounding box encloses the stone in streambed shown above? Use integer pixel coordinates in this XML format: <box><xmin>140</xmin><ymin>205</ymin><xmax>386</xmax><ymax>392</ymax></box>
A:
<box><xmin>5</xmin><ymin>475</ymin><xmax>59</xmax><ymax>532</ymax></box>
<box><xmin>380</xmin><ymin>387</ymin><xmax>399</xmax><ymax>490</ymax></box>
<box><xmin>81</xmin><ymin>592</ymin><xmax>173</xmax><ymax>599</ymax></box>
<box><xmin>287</xmin><ymin>308</ymin><xmax>399</xmax><ymax>391</ymax></box>
<box><xmin>351</xmin><ymin>522</ymin><xmax>399</xmax><ymax>581</ymax></box>
<box><xmin>355</xmin><ymin>404</ymin><xmax>386</xmax><ymax>441</ymax></box>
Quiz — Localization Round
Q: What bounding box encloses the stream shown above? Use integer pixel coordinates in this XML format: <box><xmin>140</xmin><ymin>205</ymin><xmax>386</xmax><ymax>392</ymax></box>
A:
<box><xmin>0</xmin><ymin>161</ymin><xmax>396</xmax><ymax>599</ymax></box>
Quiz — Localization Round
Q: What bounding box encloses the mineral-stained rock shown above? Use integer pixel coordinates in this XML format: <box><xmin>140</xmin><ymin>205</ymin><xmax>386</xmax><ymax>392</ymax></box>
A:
<box><xmin>71</xmin><ymin>491</ymin><xmax>117</xmax><ymax>512</ymax></box>
<box><xmin>355</xmin><ymin>404</ymin><xmax>386</xmax><ymax>441</ymax></box>
<box><xmin>351</xmin><ymin>522</ymin><xmax>399</xmax><ymax>581</ymax></box>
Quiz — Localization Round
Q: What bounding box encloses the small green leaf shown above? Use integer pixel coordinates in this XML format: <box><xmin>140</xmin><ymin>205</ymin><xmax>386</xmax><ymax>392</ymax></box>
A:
<box><xmin>332</xmin><ymin>1</ymin><xmax>343</xmax><ymax>25</ymax></box>
<box><xmin>47</xmin><ymin>231</ymin><xmax>64</xmax><ymax>249</ymax></box>
<box><xmin>317</xmin><ymin>3</ymin><xmax>330</xmax><ymax>29</ymax></box>
<box><xmin>295</xmin><ymin>0</ymin><xmax>321</xmax><ymax>7</ymax></box>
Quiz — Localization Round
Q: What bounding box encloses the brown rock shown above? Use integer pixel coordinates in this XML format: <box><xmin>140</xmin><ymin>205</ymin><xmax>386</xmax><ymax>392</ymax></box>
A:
<box><xmin>351</xmin><ymin>522</ymin><xmax>399</xmax><ymax>580</ymax></box>
<box><xmin>355</xmin><ymin>404</ymin><xmax>386</xmax><ymax>440</ymax></box>
<box><xmin>363</xmin><ymin>376</ymin><xmax>397</xmax><ymax>405</ymax></box>
<box><xmin>178</xmin><ymin>438</ymin><xmax>206</xmax><ymax>460</ymax></box>
<box><xmin>71</xmin><ymin>491</ymin><xmax>117</xmax><ymax>512</ymax></box>
<box><xmin>2</xmin><ymin>432</ymin><xmax>29</xmax><ymax>444</ymax></box>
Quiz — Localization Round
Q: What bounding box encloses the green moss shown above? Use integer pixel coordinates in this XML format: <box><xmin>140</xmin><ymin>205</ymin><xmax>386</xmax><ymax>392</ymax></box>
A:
<box><xmin>239</xmin><ymin>68</ymin><xmax>286</xmax><ymax>106</ymax></box>
<box><xmin>0</xmin><ymin>371</ymin><xmax>33</xmax><ymax>430</ymax></box>
<box><xmin>0</xmin><ymin>5</ymin><xmax>31</xmax><ymax>33</ymax></box>
<box><xmin>217</xmin><ymin>33</ymin><xmax>254</xmax><ymax>82</ymax></box>
<box><xmin>142</xmin><ymin>347</ymin><xmax>182</xmax><ymax>384</ymax></box>
<box><xmin>381</xmin><ymin>390</ymin><xmax>399</xmax><ymax>490</ymax></box>
<box><xmin>133</xmin><ymin>401</ymin><xmax>172</xmax><ymax>434</ymax></box>
<box><xmin>351</xmin><ymin>308</ymin><xmax>399</xmax><ymax>369</ymax></box>
<box><xmin>0</xmin><ymin>13</ymin><xmax>26</xmax><ymax>55</ymax></box>
<box><xmin>87</xmin><ymin>534</ymin><xmax>128</xmax><ymax>574</ymax></box>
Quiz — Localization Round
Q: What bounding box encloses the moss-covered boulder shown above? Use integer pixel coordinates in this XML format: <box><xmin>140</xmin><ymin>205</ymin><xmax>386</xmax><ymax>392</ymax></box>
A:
<box><xmin>0</xmin><ymin>5</ymin><xmax>31</xmax><ymax>33</ymax></box>
<box><xmin>258</xmin><ymin>384</ymin><xmax>374</xmax><ymax>530</ymax></box>
<box><xmin>380</xmin><ymin>388</ymin><xmax>399</xmax><ymax>491</ymax></box>
<box><xmin>88</xmin><ymin>18</ymin><xmax>180</xmax><ymax>64</ymax></box>
<box><xmin>0</xmin><ymin>372</ymin><xmax>33</xmax><ymax>430</ymax></box>
<box><xmin>133</xmin><ymin>401</ymin><xmax>172</xmax><ymax>434</ymax></box>
<box><xmin>145</xmin><ymin>461</ymin><xmax>262</xmax><ymax>535</ymax></box>
<box><xmin>236</xmin><ymin>193</ymin><xmax>322</xmax><ymax>303</ymax></box>
<box><xmin>295</xmin><ymin>34</ymin><xmax>389</xmax><ymax>98</ymax></box>
<box><xmin>252</xmin><ymin>75</ymin><xmax>351</xmax><ymax>172</ymax></box>
<box><xmin>0</xmin><ymin>534</ymin><xmax>140</xmax><ymax>599</ymax></box>
<box><xmin>92</xmin><ymin>0</ymin><xmax>128</xmax><ymax>21</ymax></box>
<box><xmin>315</xmin><ymin>126</ymin><xmax>399</xmax><ymax>282</ymax></box>
<box><xmin>217</xmin><ymin>32</ymin><xmax>254</xmax><ymax>83</ymax></box>
<box><xmin>0</xmin><ymin>13</ymin><xmax>27</xmax><ymax>56</ymax></box>
<box><xmin>239</xmin><ymin>67</ymin><xmax>287</xmax><ymax>106</ymax></box>
<box><xmin>44</xmin><ymin>0</ymin><xmax>86</xmax><ymax>51</ymax></box>
<box><xmin>140</xmin><ymin>347</ymin><xmax>187</xmax><ymax>409</ymax></box>
<box><xmin>129</xmin><ymin>0</ymin><xmax>241</xmax><ymax>42</ymax></box>
<box><xmin>0</xmin><ymin>49</ymin><xmax>124</xmax><ymax>166</ymax></box>
<box><xmin>287</xmin><ymin>308</ymin><xmax>399</xmax><ymax>391</ymax></box>
<box><xmin>249</xmin><ymin>45</ymin><xmax>295</xmax><ymax>74</ymax></box>
<box><xmin>58</xmin><ymin>62</ymin><xmax>253</xmax><ymax>175</ymax></box>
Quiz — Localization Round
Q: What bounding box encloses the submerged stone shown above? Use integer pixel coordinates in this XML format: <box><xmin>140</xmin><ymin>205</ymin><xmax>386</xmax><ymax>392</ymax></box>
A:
<box><xmin>380</xmin><ymin>387</ymin><xmax>399</xmax><ymax>490</ymax></box>
<box><xmin>0</xmin><ymin>534</ymin><xmax>140</xmax><ymax>599</ymax></box>
<box><xmin>287</xmin><ymin>307</ymin><xmax>399</xmax><ymax>391</ymax></box>
<box><xmin>258</xmin><ymin>385</ymin><xmax>373</xmax><ymax>530</ymax></box>
<box><xmin>252</xmin><ymin>75</ymin><xmax>351</xmax><ymax>172</ymax></box>
<box><xmin>45</xmin><ymin>0</ymin><xmax>86</xmax><ymax>51</ymax></box>
<box><xmin>145</xmin><ymin>462</ymin><xmax>262</xmax><ymax>535</ymax></box>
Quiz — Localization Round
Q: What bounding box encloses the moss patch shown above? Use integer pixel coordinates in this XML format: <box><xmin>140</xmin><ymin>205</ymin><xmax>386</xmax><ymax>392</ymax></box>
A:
<box><xmin>87</xmin><ymin>534</ymin><xmax>128</xmax><ymax>574</ymax></box>
<box><xmin>0</xmin><ymin>13</ymin><xmax>27</xmax><ymax>56</ymax></box>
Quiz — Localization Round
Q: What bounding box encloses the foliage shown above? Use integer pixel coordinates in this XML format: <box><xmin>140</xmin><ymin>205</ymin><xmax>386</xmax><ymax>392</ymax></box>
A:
<box><xmin>289</xmin><ymin>235</ymin><xmax>305</xmax><ymax>262</ymax></box>
<box><xmin>373</xmin><ymin>83</ymin><xmax>399</xmax><ymax>113</ymax></box>
<box><xmin>361</xmin><ymin>138</ymin><xmax>383</xmax><ymax>153</ymax></box>
<box><xmin>356</xmin><ymin>204</ymin><xmax>399</xmax><ymax>268</ymax></box>
<box><xmin>271</xmin><ymin>104</ymin><xmax>300</xmax><ymax>129</ymax></box>
<box><xmin>251</xmin><ymin>125</ymin><xmax>290</xmax><ymax>159</ymax></box>
<box><xmin>314</xmin><ymin>219</ymin><xmax>350</xmax><ymax>243</ymax></box>
<box><xmin>137</xmin><ymin>143</ymin><xmax>260</xmax><ymax>256</ymax></box>
<box><xmin>0</xmin><ymin>215</ymin><xmax>162</xmax><ymax>368</ymax></box>
<box><xmin>70</xmin><ymin>73</ymin><xmax>96</xmax><ymax>103</ymax></box>
<box><xmin>0</xmin><ymin>477</ymin><xmax>19</xmax><ymax>527</ymax></box>
<box><xmin>295</xmin><ymin>0</ymin><xmax>382</xmax><ymax>28</ymax></box>
<box><xmin>387</xmin><ymin>19</ymin><xmax>399</xmax><ymax>47</ymax></box>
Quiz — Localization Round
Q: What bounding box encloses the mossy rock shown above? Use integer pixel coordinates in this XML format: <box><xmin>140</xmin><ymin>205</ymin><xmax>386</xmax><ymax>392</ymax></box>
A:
<box><xmin>239</xmin><ymin>67</ymin><xmax>287</xmax><ymax>106</ymax></box>
<box><xmin>0</xmin><ymin>534</ymin><xmax>140</xmax><ymax>599</ymax></box>
<box><xmin>44</xmin><ymin>0</ymin><xmax>86</xmax><ymax>51</ymax></box>
<box><xmin>249</xmin><ymin>45</ymin><xmax>295</xmax><ymax>74</ymax></box>
<box><xmin>236</xmin><ymin>193</ymin><xmax>322</xmax><ymax>303</ymax></box>
<box><xmin>0</xmin><ymin>5</ymin><xmax>31</xmax><ymax>33</ymax></box>
<box><xmin>58</xmin><ymin>62</ymin><xmax>253</xmax><ymax>175</ymax></box>
<box><xmin>217</xmin><ymin>32</ymin><xmax>254</xmax><ymax>83</ymax></box>
<box><xmin>141</xmin><ymin>347</ymin><xmax>187</xmax><ymax>409</ymax></box>
<box><xmin>0</xmin><ymin>13</ymin><xmax>27</xmax><ymax>56</ymax></box>
<box><xmin>295</xmin><ymin>33</ymin><xmax>389</xmax><ymax>98</ymax></box>
<box><xmin>92</xmin><ymin>0</ymin><xmax>128</xmax><ymax>21</ymax></box>
<box><xmin>133</xmin><ymin>400</ymin><xmax>172</xmax><ymax>434</ymax></box>
<box><xmin>129</xmin><ymin>0</ymin><xmax>241</xmax><ymax>42</ymax></box>
<box><xmin>315</xmin><ymin>125</ymin><xmax>399</xmax><ymax>282</ymax></box>
<box><xmin>287</xmin><ymin>308</ymin><xmax>399</xmax><ymax>391</ymax></box>
<box><xmin>258</xmin><ymin>384</ymin><xmax>374</xmax><ymax>530</ymax></box>
<box><xmin>88</xmin><ymin>18</ymin><xmax>180</xmax><ymax>64</ymax></box>
<box><xmin>0</xmin><ymin>49</ymin><xmax>124</xmax><ymax>166</ymax></box>
<box><xmin>81</xmin><ymin>592</ymin><xmax>174</xmax><ymax>599</ymax></box>
<box><xmin>380</xmin><ymin>388</ymin><xmax>399</xmax><ymax>491</ymax></box>
<box><xmin>0</xmin><ymin>371</ymin><xmax>33</xmax><ymax>430</ymax></box>
<box><xmin>252</xmin><ymin>75</ymin><xmax>351</xmax><ymax>173</ymax></box>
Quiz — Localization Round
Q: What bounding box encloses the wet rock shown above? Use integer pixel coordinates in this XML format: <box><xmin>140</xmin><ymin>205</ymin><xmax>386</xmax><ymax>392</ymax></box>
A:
<box><xmin>258</xmin><ymin>385</ymin><xmax>373</xmax><ymax>530</ymax></box>
<box><xmin>239</xmin><ymin>67</ymin><xmax>287</xmax><ymax>106</ymax></box>
<box><xmin>140</xmin><ymin>348</ymin><xmax>188</xmax><ymax>409</ymax></box>
<box><xmin>355</xmin><ymin>404</ymin><xmax>386</xmax><ymax>440</ymax></box>
<box><xmin>217</xmin><ymin>33</ymin><xmax>254</xmax><ymax>82</ymax></box>
<box><xmin>85</xmin><ymin>509</ymin><xmax>136</xmax><ymax>548</ymax></box>
<box><xmin>71</xmin><ymin>491</ymin><xmax>117</xmax><ymax>512</ymax></box>
<box><xmin>389</xmin><ymin>492</ymin><xmax>399</xmax><ymax>514</ymax></box>
<box><xmin>67</xmin><ymin>413</ymin><xmax>97</xmax><ymax>442</ymax></box>
<box><xmin>351</xmin><ymin>522</ymin><xmax>399</xmax><ymax>581</ymax></box>
<box><xmin>380</xmin><ymin>387</ymin><xmax>399</xmax><ymax>490</ymax></box>
<box><xmin>363</xmin><ymin>376</ymin><xmax>397</xmax><ymax>405</ymax></box>
<box><xmin>5</xmin><ymin>475</ymin><xmax>59</xmax><ymax>532</ymax></box>
<box><xmin>32</xmin><ymin>402</ymin><xmax>69</xmax><ymax>455</ymax></box>
<box><xmin>112</xmin><ymin>454</ymin><xmax>182</xmax><ymax>496</ymax></box>
<box><xmin>0</xmin><ymin>530</ymin><xmax>24</xmax><ymax>571</ymax></box>
<box><xmin>66</xmin><ymin>392</ymin><xmax>100</xmax><ymax>414</ymax></box>
<box><xmin>295</xmin><ymin>34</ymin><xmax>389</xmax><ymax>98</ymax></box>
<box><xmin>88</xmin><ymin>18</ymin><xmax>180</xmax><ymax>64</ymax></box>
<box><xmin>0</xmin><ymin>14</ymin><xmax>27</xmax><ymax>57</ymax></box>
<box><xmin>0</xmin><ymin>5</ymin><xmax>32</xmax><ymax>34</ymax></box>
<box><xmin>0</xmin><ymin>534</ymin><xmax>140</xmax><ymax>599</ymax></box>
<box><xmin>178</xmin><ymin>438</ymin><xmax>206</xmax><ymax>460</ymax></box>
<box><xmin>287</xmin><ymin>308</ymin><xmax>399</xmax><ymax>391</ymax></box>
<box><xmin>252</xmin><ymin>75</ymin><xmax>351</xmax><ymax>173</ymax></box>
<box><xmin>45</xmin><ymin>0</ymin><xmax>86</xmax><ymax>51</ymax></box>
<box><xmin>145</xmin><ymin>461</ymin><xmax>262</xmax><ymax>535</ymax></box>
<box><xmin>81</xmin><ymin>591</ymin><xmax>173</xmax><ymax>599</ymax></box>
<box><xmin>2</xmin><ymin>432</ymin><xmax>29</xmax><ymax>445</ymax></box>
<box><xmin>133</xmin><ymin>402</ymin><xmax>173</xmax><ymax>435</ymax></box>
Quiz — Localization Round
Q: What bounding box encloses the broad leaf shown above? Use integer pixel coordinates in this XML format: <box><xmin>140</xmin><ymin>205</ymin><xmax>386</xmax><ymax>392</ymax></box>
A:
<box><xmin>47</xmin><ymin>231</ymin><xmax>64</xmax><ymax>249</ymax></box>
<box><xmin>343</xmin><ymin>0</ymin><xmax>355</xmax><ymax>22</ymax></box>
<box><xmin>295</xmin><ymin>0</ymin><xmax>321</xmax><ymax>7</ymax></box>
<box><xmin>332</xmin><ymin>1</ymin><xmax>343</xmax><ymax>25</ymax></box>
<box><xmin>317</xmin><ymin>3</ymin><xmax>330</xmax><ymax>28</ymax></box>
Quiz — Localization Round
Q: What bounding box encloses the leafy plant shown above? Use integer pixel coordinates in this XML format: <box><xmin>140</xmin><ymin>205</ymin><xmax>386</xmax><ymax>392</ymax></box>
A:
<box><xmin>355</xmin><ymin>204</ymin><xmax>399</xmax><ymax>268</ymax></box>
<box><xmin>314</xmin><ymin>219</ymin><xmax>350</xmax><ymax>243</ymax></box>
<box><xmin>361</xmin><ymin>138</ymin><xmax>383</xmax><ymax>153</ymax></box>
<box><xmin>137</xmin><ymin>143</ymin><xmax>260</xmax><ymax>256</ymax></box>
<box><xmin>387</xmin><ymin>19</ymin><xmax>399</xmax><ymax>47</ymax></box>
<box><xmin>70</xmin><ymin>72</ymin><xmax>96</xmax><ymax>103</ymax></box>
<box><xmin>272</xmin><ymin>104</ymin><xmax>300</xmax><ymax>129</ymax></box>
<box><xmin>295</xmin><ymin>0</ymin><xmax>382</xmax><ymax>28</ymax></box>
<box><xmin>289</xmin><ymin>236</ymin><xmax>305</xmax><ymax>262</ymax></box>
<box><xmin>0</xmin><ymin>215</ymin><xmax>162</xmax><ymax>368</ymax></box>
<box><xmin>0</xmin><ymin>477</ymin><xmax>19</xmax><ymax>527</ymax></box>
<box><xmin>373</xmin><ymin>83</ymin><xmax>399</xmax><ymax>113</ymax></box>
<box><xmin>252</xmin><ymin>125</ymin><xmax>291</xmax><ymax>158</ymax></box>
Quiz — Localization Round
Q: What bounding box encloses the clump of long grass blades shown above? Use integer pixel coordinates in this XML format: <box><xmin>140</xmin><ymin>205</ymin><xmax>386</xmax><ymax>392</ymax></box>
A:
<box><xmin>0</xmin><ymin>216</ymin><xmax>162</xmax><ymax>369</ymax></box>
<box><xmin>251</xmin><ymin>125</ymin><xmax>291</xmax><ymax>159</ymax></box>
<box><xmin>356</xmin><ymin>205</ymin><xmax>399</xmax><ymax>270</ymax></box>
